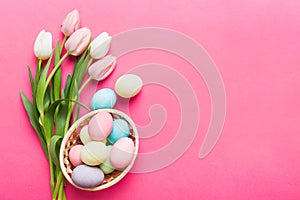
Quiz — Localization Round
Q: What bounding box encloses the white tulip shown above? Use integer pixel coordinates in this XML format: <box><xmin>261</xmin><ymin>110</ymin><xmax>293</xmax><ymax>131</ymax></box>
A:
<box><xmin>90</xmin><ymin>32</ymin><xmax>111</xmax><ymax>59</ymax></box>
<box><xmin>34</xmin><ymin>29</ymin><xmax>52</xmax><ymax>60</ymax></box>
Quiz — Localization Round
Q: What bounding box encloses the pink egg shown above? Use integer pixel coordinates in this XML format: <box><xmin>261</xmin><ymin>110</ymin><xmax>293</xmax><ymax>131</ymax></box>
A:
<box><xmin>69</xmin><ymin>145</ymin><xmax>83</xmax><ymax>167</ymax></box>
<box><xmin>88</xmin><ymin>111</ymin><xmax>113</xmax><ymax>141</ymax></box>
<box><xmin>110</xmin><ymin>137</ymin><xmax>135</xmax><ymax>169</ymax></box>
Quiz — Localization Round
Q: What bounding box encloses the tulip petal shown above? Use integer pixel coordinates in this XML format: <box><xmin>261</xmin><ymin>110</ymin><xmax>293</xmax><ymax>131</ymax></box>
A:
<box><xmin>90</xmin><ymin>32</ymin><xmax>112</xmax><ymax>59</ymax></box>
<box><xmin>65</xmin><ymin>27</ymin><xmax>91</xmax><ymax>56</ymax></box>
<box><xmin>88</xmin><ymin>55</ymin><xmax>116</xmax><ymax>81</ymax></box>
<box><xmin>34</xmin><ymin>29</ymin><xmax>53</xmax><ymax>60</ymax></box>
<box><xmin>61</xmin><ymin>9</ymin><xmax>80</xmax><ymax>36</ymax></box>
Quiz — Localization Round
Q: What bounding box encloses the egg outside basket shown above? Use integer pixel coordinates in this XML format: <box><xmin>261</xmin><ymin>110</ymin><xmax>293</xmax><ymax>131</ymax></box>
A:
<box><xmin>59</xmin><ymin>109</ymin><xmax>139</xmax><ymax>191</ymax></box>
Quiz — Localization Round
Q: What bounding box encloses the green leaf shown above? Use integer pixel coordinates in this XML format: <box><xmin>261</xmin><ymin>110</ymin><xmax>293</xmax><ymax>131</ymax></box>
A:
<box><xmin>44</xmin><ymin>86</ymin><xmax>51</xmax><ymax>110</ymax></box>
<box><xmin>49</xmin><ymin>135</ymin><xmax>62</xmax><ymax>168</ymax></box>
<box><xmin>31</xmin><ymin>66</ymin><xmax>41</xmax><ymax>124</ymax></box>
<box><xmin>45</xmin><ymin>99</ymin><xmax>90</xmax><ymax>138</ymax></box>
<box><xmin>53</xmin><ymin>68</ymin><xmax>62</xmax><ymax>100</ymax></box>
<box><xmin>33</xmin><ymin>61</ymin><xmax>43</xmax><ymax>100</ymax></box>
<box><xmin>36</xmin><ymin>53</ymin><xmax>53</xmax><ymax>118</ymax></box>
<box><xmin>63</xmin><ymin>75</ymin><xmax>72</xmax><ymax>99</ymax></box>
<box><xmin>76</xmin><ymin>55</ymin><xmax>90</xmax><ymax>87</ymax></box>
<box><xmin>68</xmin><ymin>51</ymin><xmax>90</xmax><ymax>101</ymax></box>
<box><xmin>27</xmin><ymin>65</ymin><xmax>34</xmax><ymax>89</ymax></box>
<box><xmin>32</xmin><ymin>67</ymin><xmax>42</xmax><ymax>101</ymax></box>
<box><xmin>74</xmin><ymin>94</ymin><xmax>81</xmax><ymax>122</ymax></box>
<box><xmin>63</xmin><ymin>50</ymin><xmax>90</xmax><ymax>134</ymax></box>
<box><xmin>46</xmin><ymin>99</ymin><xmax>90</xmax><ymax>114</ymax></box>
<box><xmin>49</xmin><ymin>83</ymin><xmax>54</xmax><ymax>104</ymax></box>
<box><xmin>44</xmin><ymin>96</ymin><xmax>60</xmax><ymax>140</ymax></box>
<box><xmin>74</xmin><ymin>47</ymin><xmax>89</xmax><ymax>72</ymax></box>
<box><xmin>20</xmin><ymin>92</ymin><xmax>48</xmax><ymax>157</ymax></box>
<box><xmin>53</xmin><ymin>42</ymin><xmax>62</xmax><ymax>101</ymax></box>
<box><xmin>73</xmin><ymin>80</ymin><xmax>81</xmax><ymax>122</ymax></box>
<box><xmin>29</xmin><ymin>62</ymin><xmax>42</xmax><ymax>125</ymax></box>
<box><xmin>55</xmin><ymin>102</ymin><xmax>69</xmax><ymax>137</ymax></box>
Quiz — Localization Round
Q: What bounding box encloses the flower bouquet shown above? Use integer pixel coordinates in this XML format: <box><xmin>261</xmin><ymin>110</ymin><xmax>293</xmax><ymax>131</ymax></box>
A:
<box><xmin>20</xmin><ymin>9</ymin><xmax>117</xmax><ymax>199</ymax></box>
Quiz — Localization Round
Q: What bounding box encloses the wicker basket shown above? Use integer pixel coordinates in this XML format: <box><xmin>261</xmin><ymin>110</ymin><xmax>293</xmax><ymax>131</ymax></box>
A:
<box><xmin>59</xmin><ymin>109</ymin><xmax>139</xmax><ymax>191</ymax></box>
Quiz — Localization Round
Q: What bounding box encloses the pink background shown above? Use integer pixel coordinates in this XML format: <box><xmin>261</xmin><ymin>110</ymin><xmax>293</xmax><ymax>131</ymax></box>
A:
<box><xmin>0</xmin><ymin>0</ymin><xmax>300</xmax><ymax>199</ymax></box>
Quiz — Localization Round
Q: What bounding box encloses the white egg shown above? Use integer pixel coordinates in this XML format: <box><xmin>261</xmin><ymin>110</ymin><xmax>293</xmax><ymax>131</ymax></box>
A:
<box><xmin>79</xmin><ymin>125</ymin><xmax>91</xmax><ymax>145</ymax></box>
<box><xmin>115</xmin><ymin>74</ymin><xmax>143</xmax><ymax>98</ymax></box>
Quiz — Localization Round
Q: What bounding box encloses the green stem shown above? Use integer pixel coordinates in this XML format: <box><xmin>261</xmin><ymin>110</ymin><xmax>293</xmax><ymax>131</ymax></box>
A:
<box><xmin>78</xmin><ymin>58</ymin><xmax>93</xmax><ymax>94</ymax></box>
<box><xmin>60</xmin><ymin>36</ymin><xmax>67</xmax><ymax>55</ymax></box>
<box><xmin>58</xmin><ymin>183</ymin><xmax>63</xmax><ymax>200</ymax></box>
<box><xmin>45</xmin><ymin>53</ymin><xmax>69</xmax><ymax>87</ymax></box>
<box><xmin>63</xmin><ymin>58</ymin><xmax>94</xmax><ymax>134</ymax></box>
<box><xmin>64</xmin><ymin>106</ymin><xmax>73</xmax><ymax>134</ymax></box>
<box><xmin>87</xmin><ymin>58</ymin><xmax>93</xmax><ymax>68</ymax></box>
<box><xmin>37</xmin><ymin>59</ymin><xmax>42</xmax><ymax>74</ymax></box>
<box><xmin>78</xmin><ymin>76</ymin><xmax>92</xmax><ymax>94</ymax></box>
<box><xmin>52</xmin><ymin>171</ymin><xmax>63</xmax><ymax>200</ymax></box>
<box><xmin>73</xmin><ymin>76</ymin><xmax>93</xmax><ymax>123</ymax></box>
<box><xmin>48</xmin><ymin>150</ymin><xmax>55</xmax><ymax>193</ymax></box>
<box><xmin>62</xmin><ymin>185</ymin><xmax>66</xmax><ymax>200</ymax></box>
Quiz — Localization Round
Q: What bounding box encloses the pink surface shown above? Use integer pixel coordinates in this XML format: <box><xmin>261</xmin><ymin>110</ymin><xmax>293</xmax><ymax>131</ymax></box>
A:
<box><xmin>0</xmin><ymin>0</ymin><xmax>300</xmax><ymax>199</ymax></box>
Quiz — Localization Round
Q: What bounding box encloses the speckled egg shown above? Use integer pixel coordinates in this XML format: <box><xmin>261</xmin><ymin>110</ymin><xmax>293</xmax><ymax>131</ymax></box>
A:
<box><xmin>69</xmin><ymin>145</ymin><xmax>84</xmax><ymax>167</ymax></box>
<box><xmin>110</xmin><ymin>137</ymin><xmax>135</xmax><ymax>169</ymax></box>
<box><xmin>115</xmin><ymin>74</ymin><xmax>143</xmax><ymax>98</ymax></box>
<box><xmin>99</xmin><ymin>145</ymin><xmax>115</xmax><ymax>174</ymax></box>
<box><xmin>72</xmin><ymin>165</ymin><xmax>104</xmax><ymax>188</ymax></box>
<box><xmin>90</xmin><ymin>88</ymin><xmax>117</xmax><ymax>110</ymax></box>
<box><xmin>88</xmin><ymin>111</ymin><xmax>113</xmax><ymax>141</ymax></box>
<box><xmin>81</xmin><ymin>141</ymin><xmax>107</xmax><ymax>166</ymax></box>
<box><xmin>79</xmin><ymin>125</ymin><xmax>91</xmax><ymax>144</ymax></box>
<box><xmin>108</xmin><ymin>119</ymin><xmax>130</xmax><ymax>144</ymax></box>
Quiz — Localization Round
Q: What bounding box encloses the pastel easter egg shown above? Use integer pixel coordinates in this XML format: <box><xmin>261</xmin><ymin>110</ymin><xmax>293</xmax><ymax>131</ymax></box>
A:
<box><xmin>90</xmin><ymin>88</ymin><xmax>117</xmax><ymax>110</ymax></box>
<box><xmin>81</xmin><ymin>141</ymin><xmax>107</xmax><ymax>166</ymax></box>
<box><xmin>72</xmin><ymin>165</ymin><xmax>104</xmax><ymax>188</ymax></box>
<box><xmin>69</xmin><ymin>145</ymin><xmax>84</xmax><ymax>167</ymax></box>
<box><xmin>88</xmin><ymin>111</ymin><xmax>113</xmax><ymax>141</ymax></box>
<box><xmin>115</xmin><ymin>74</ymin><xmax>143</xmax><ymax>98</ymax></box>
<box><xmin>110</xmin><ymin>137</ymin><xmax>135</xmax><ymax>169</ymax></box>
<box><xmin>80</xmin><ymin>125</ymin><xmax>107</xmax><ymax>144</ymax></box>
<box><xmin>79</xmin><ymin>125</ymin><xmax>91</xmax><ymax>144</ymax></box>
<box><xmin>108</xmin><ymin>119</ymin><xmax>130</xmax><ymax>144</ymax></box>
<box><xmin>100</xmin><ymin>138</ymin><xmax>107</xmax><ymax>144</ymax></box>
<box><xmin>100</xmin><ymin>145</ymin><xmax>115</xmax><ymax>174</ymax></box>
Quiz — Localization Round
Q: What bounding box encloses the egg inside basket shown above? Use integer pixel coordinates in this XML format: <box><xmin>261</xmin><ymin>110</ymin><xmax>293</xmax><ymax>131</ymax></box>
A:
<box><xmin>59</xmin><ymin>109</ymin><xmax>139</xmax><ymax>191</ymax></box>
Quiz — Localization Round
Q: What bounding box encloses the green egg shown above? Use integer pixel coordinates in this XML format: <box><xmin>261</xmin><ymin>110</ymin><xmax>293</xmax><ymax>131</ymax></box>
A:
<box><xmin>99</xmin><ymin>145</ymin><xmax>114</xmax><ymax>174</ymax></box>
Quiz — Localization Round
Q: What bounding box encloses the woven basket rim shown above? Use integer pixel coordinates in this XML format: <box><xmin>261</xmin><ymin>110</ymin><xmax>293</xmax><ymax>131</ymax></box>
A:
<box><xmin>59</xmin><ymin>109</ymin><xmax>139</xmax><ymax>191</ymax></box>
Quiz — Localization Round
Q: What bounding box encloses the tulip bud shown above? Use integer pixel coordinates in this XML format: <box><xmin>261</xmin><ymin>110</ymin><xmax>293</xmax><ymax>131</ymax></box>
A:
<box><xmin>61</xmin><ymin>9</ymin><xmax>80</xmax><ymax>36</ymax></box>
<box><xmin>88</xmin><ymin>55</ymin><xmax>116</xmax><ymax>81</ymax></box>
<box><xmin>65</xmin><ymin>27</ymin><xmax>91</xmax><ymax>56</ymax></box>
<box><xmin>90</xmin><ymin>32</ymin><xmax>112</xmax><ymax>59</ymax></box>
<box><xmin>34</xmin><ymin>29</ymin><xmax>52</xmax><ymax>60</ymax></box>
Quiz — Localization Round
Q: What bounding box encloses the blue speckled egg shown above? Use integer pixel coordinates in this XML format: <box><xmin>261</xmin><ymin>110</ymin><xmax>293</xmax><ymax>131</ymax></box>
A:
<box><xmin>108</xmin><ymin>119</ymin><xmax>130</xmax><ymax>144</ymax></box>
<box><xmin>72</xmin><ymin>165</ymin><xmax>104</xmax><ymax>188</ymax></box>
<box><xmin>90</xmin><ymin>88</ymin><xmax>117</xmax><ymax>110</ymax></box>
